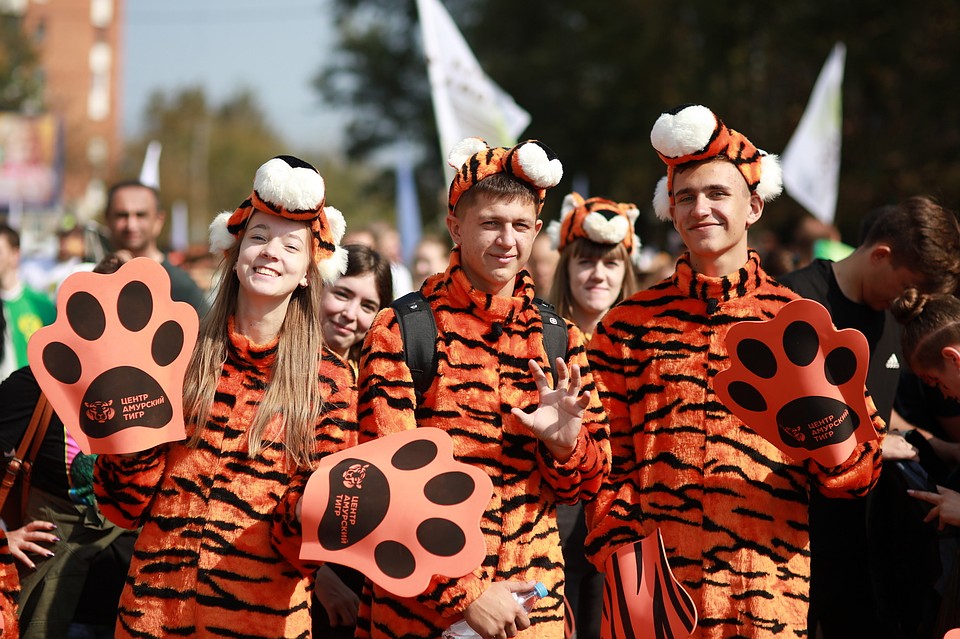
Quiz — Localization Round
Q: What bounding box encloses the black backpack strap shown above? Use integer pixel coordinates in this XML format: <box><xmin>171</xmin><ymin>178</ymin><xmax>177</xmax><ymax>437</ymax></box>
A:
<box><xmin>391</xmin><ymin>291</ymin><xmax>437</xmax><ymax>404</ymax></box>
<box><xmin>533</xmin><ymin>297</ymin><xmax>568</xmax><ymax>387</ymax></box>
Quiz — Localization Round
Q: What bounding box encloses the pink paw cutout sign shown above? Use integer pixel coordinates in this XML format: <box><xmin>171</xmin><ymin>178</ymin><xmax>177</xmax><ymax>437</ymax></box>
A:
<box><xmin>715</xmin><ymin>298</ymin><xmax>878</xmax><ymax>466</ymax></box>
<box><xmin>301</xmin><ymin>427</ymin><xmax>493</xmax><ymax>597</ymax></box>
<box><xmin>601</xmin><ymin>528</ymin><xmax>696</xmax><ymax>639</ymax></box>
<box><xmin>27</xmin><ymin>258</ymin><xmax>199</xmax><ymax>455</ymax></box>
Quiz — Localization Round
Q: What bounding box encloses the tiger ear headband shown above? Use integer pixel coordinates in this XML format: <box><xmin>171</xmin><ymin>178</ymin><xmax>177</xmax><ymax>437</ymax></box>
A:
<box><xmin>546</xmin><ymin>192</ymin><xmax>644</xmax><ymax>269</ymax></box>
<box><xmin>649</xmin><ymin>104</ymin><xmax>782</xmax><ymax>221</ymax></box>
<box><xmin>447</xmin><ymin>137</ymin><xmax>564</xmax><ymax>216</ymax></box>
<box><xmin>208</xmin><ymin>155</ymin><xmax>348</xmax><ymax>284</ymax></box>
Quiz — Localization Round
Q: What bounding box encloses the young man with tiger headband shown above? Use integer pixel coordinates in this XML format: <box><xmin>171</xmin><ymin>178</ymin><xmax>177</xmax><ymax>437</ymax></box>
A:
<box><xmin>584</xmin><ymin>104</ymin><xmax>883</xmax><ymax>638</ymax></box>
<box><xmin>356</xmin><ymin>138</ymin><xmax>610</xmax><ymax>639</ymax></box>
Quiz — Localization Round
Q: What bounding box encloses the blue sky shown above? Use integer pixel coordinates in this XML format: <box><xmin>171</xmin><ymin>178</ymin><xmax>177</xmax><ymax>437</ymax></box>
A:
<box><xmin>123</xmin><ymin>0</ymin><xmax>346</xmax><ymax>153</ymax></box>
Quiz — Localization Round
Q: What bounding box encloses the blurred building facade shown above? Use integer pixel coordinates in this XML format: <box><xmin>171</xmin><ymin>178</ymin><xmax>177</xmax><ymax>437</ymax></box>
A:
<box><xmin>6</xmin><ymin>0</ymin><xmax>124</xmax><ymax>220</ymax></box>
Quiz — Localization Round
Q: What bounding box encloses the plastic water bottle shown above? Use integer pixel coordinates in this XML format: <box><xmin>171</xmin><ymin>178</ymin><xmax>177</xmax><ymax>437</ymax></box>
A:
<box><xmin>441</xmin><ymin>582</ymin><xmax>548</xmax><ymax>638</ymax></box>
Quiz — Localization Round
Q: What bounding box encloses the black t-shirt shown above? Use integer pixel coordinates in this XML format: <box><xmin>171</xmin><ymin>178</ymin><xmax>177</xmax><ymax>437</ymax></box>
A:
<box><xmin>0</xmin><ymin>366</ymin><xmax>71</xmax><ymax>497</ymax></box>
<box><xmin>778</xmin><ymin>258</ymin><xmax>902</xmax><ymax>424</ymax></box>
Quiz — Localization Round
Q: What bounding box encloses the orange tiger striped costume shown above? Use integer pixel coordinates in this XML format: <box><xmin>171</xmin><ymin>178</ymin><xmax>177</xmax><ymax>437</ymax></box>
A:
<box><xmin>585</xmin><ymin>251</ymin><xmax>883</xmax><ymax>639</ymax></box>
<box><xmin>0</xmin><ymin>532</ymin><xmax>18</xmax><ymax>637</ymax></box>
<box><xmin>94</xmin><ymin>329</ymin><xmax>358</xmax><ymax>639</ymax></box>
<box><xmin>355</xmin><ymin>248</ymin><xmax>610</xmax><ymax>639</ymax></box>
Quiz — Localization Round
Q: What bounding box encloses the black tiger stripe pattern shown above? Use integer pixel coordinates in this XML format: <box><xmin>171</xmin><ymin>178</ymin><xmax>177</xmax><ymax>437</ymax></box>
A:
<box><xmin>94</xmin><ymin>332</ymin><xmax>358</xmax><ymax>638</ymax></box>
<box><xmin>585</xmin><ymin>252</ymin><xmax>882</xmax><ymax>639</ymax></box>
<box><xmin>355</xmin><ymin>248</ymin><xmax>610</xmax><ymax>639</ymax></box>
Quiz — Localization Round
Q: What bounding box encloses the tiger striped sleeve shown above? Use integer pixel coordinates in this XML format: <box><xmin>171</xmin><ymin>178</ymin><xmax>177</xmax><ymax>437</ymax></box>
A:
<box><xmin>358</xmin><ymin>308</ymin><xmax>420</xmax><ymax>441</ymax></box>
<box><xmin>535</xmin><ymin>323</ymin><xmax>610</xmax><ymax>504</ymax></box>
<box><xmin>808</xmin><ymin>391</ymin><xmax>883</xmax><ymax>498</ymax></box>
<box><xmin>94</xmin><ymin>444</ymin><xmax>167</xmax><ymax>530</ymax></box>
<box><xmin>0</xmin><ymin>532</ymin><xmax>19</xmax><ymax>637</ymax></box>
<box><xmin>582</xmin><ymin>320</ymin><xmax>648</xmax><ymax>571</ymax></box>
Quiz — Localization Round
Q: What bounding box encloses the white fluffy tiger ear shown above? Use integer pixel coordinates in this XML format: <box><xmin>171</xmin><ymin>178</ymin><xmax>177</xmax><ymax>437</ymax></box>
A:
<box><xmin>622</xmin><ymin>204</ymin><xmax>640</xmax><ymax>224</ymax></box>
<box><xmin>756</xmin><ymin>152</ymin><xmax>783</xmax><ymax>201</ymax></box>
<box><xmin>546</xmin><ymin>220</ymin><xmax>562</xmax><ymax>250</ymax></box>
<box><xmin>511</xmin><ymin>141</ymin><xmax>563</xmax><ymax>189</ymax></box>
<box><xmin>447</xmin><ymin>137</ymin><xmax>489</xmax><ymax>170</ymax></box>
<box><xmin>650</xmin><ymin>104</ymin><xmax>719</xmax><ymax>159</ymax></box>
<box><xmin>560</xmin><ymin>192</ymin><xmax>582</xmax><ymax>219</ymax></box>
<box><xmin>324</xmin><ymin>206</ymin><xmax>346</xmax><ymax>245</ymax></box>
<box><xmin>652</xmin><ymin>176</ymin><xmax>671</xmax><ymax>221</ymax></box>
<box><xmin>209</xmin><ymin>211</ymin><xmax>235</xmax><ymax>254</ymax></box>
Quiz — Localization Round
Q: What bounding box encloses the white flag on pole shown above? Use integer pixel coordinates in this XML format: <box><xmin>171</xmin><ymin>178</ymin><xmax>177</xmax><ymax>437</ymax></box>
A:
<box><xmin>781</xmin><ymin>43</ymin><xmax>846</xmax><ymax>224</ymax></box>
<box><xmin>139</xmin><ymin>140</ymin><xmax>162</xmax><ymax>190</ymax></box>
<box><xmin>416</xmin><ymin>0</ymin><xmax>531</xmax><ymax>173</ymax></box>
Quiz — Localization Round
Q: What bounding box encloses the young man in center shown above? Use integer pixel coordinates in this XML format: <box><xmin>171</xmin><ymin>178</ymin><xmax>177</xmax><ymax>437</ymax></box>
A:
<box><xmin>356</xmin><ymin>137</ymin><xmax>610</xmax><ymax>639</ymax></box>
<box><xmin>584</xmin><ymin>105</ymin><xmax>883</xmax><ymax>638</ymax></box>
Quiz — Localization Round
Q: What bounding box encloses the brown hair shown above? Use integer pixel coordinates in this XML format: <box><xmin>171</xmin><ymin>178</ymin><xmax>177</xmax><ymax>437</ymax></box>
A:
<box><xmin>862</xmin><ymin>196</ymin><xmax>960</xmax><ymax>295</ymax></box>
<box><xmin>105</xmin><ymin>180</ymin><xmax>161</xmax><ymax>216</ymax></box>
<box><xmin>182</xmin><ymin>237</ymin><xmax>325</xmax><ymax>468</ymax></box>
<box><xmin>550</xmin><ymin>238</ymin><xmax>640</xmax><ymax>328</ymax></box>
<box><xmin>454</xmin><ymin>173</ymin><xmax>538</xmax><ymax>216</ymax></box>
<box><xmin>891</xmin><ymin>289</ymin><xmax>960</xmax><ymax>373</ymax></box>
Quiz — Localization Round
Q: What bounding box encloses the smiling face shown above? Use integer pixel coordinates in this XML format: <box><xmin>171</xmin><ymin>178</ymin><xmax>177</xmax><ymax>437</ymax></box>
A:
<box><xmin>447</xmin><ymin>195</ymin><xmax>542</xmax><ymax>297</ymax></box>
<box><xmin>671</xmin><ymin>159</ymin><xmax>763</xmax><ymax>277</ymax></box>
<box><xmin>235</xmin><ymin>210</ymin><xmax>312</xmax><ymax>305</ymax></box>
<box><xmin>569</xmin><ymin>252</ymin><xmax>626</xmax><ymax>320</ymax></box>
<box><xmin>320</xmin><ymin>272</ymin><xmax>382</xmax><ymax>357</ymax></box>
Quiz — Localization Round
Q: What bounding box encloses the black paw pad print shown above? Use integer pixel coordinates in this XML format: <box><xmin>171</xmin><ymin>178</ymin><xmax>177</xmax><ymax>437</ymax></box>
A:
<box><xmin>715</xmin><ymin>298</ymin><xmax>877</xmax><ymax>465</ymax></box>
<box><xmin>301</xmin><ymin>427</ymin><xmax>493</xmax><ymax>597</ymax></box>
<box><xmin>28</xmin><ymin>258</ymin><xmax>199</xmax><ymax>454</ymax></box>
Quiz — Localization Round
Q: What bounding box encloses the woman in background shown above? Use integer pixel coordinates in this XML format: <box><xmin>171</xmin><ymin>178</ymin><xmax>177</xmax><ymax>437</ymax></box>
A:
<box><xmin>319</xmin><ymin>243</ymin><xmax>393</xmax><ymax>373</ymax></box>
<box><xmin>313</xmin><ymin>242</ymin><xmax>391</xmax><ymax>638</ymax></box>
<box><xmin>547</xmin><ymin>192</ymin><xmax>641</xmax><ymax>638</ymax></box>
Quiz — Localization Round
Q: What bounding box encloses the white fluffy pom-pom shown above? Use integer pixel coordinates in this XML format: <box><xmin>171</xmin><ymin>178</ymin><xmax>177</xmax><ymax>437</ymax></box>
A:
<box><xmin>756</xmin><ymin>152</ymin><xmax>783</xmax><ymax>202</ymax></box>
<box><xmin>652</xmin><ymin>176</ymin><xmax>671</xmax><ymax>221</ymax></box>
<box><xmin>514</xmin><ymin>142</ymin><xmax>563</xmax><ymax>188</ymax></box>
<box><xmin>209</xmin><ymin>211</ymin><xmax>236</xmax><ymax>253</ymax></box>
<box><xmin>650</xmin><ymin>105</ymin><xmax>718</xmax><ymax>158</ymax></box>
<box><xmin>545</xmin><ymin>220</ymin><xmax>562</xmax><ymax>250</ymax></box>
<box><xmin>254</xmin><ymin>158</ymin><xmax>325</xmax><ymax>211</ymax></box>
<box><xmin>317</xmin><ymin>245</ymin><xmax>349</xmax><ymax>284</ymax></box>
<box><xmin>583</xmin><ymin>212</ymin><xmax>629</xmax><ymax>245</ymax></box>
<box><xmin>447</xmin><ymin>137</ymin><xmax>489</xmax><ymax>170</ymax></box>
<box><xmin>323</xmin><ymin>205</ymin><xmax>346</xmax><ymax>244</ymax></box>
<box><xmin>623</xmin><ymin>205</ymin><xmax>640</xmax><ymax>224</ymax></box>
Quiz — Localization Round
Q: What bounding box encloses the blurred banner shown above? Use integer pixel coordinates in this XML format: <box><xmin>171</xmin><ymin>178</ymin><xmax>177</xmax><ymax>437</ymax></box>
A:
<box><xmin>781</xmin><ymin>43</ymin><xmax>846</xmax><ymax>225</ymax></box>
<box><xmin>416</xmin><ymin>0</ymin><xmax>531</xmax><ymax>178</ymax></box>
<box><xmin>0</xmin><ymin>113</ymin><xmax>63</xmax><ymax>209</ymax></box>
<box><xmin>395</xmin><ymin>144</ymin><xmax>422</xmax><ymax>266</ymax></box>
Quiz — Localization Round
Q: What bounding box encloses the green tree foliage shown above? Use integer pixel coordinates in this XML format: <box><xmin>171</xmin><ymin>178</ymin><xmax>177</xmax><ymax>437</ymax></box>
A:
<box><xmin>122</xmin><ymin>86</ymin><xmax>395</xmax><ymax>247</ymax></box>
<box><xmin>316</xmin><ymin>0</ymin><xmax>960</xmax><ymax>247</ymax></box>
<box><xmin>121</xmin><ymin>87</ymin><xmax>286</xmax><ymax>246</ymax></box>
<box><xmin>0</xmin><ymin>12</ymin><xmax>42</xmax><ymax>111</ymax></box>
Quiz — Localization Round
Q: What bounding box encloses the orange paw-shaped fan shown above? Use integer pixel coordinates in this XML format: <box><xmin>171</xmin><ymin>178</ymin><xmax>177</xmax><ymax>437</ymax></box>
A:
<box><xmin>27</xmin><ymin>258</ymin><xmax>199</xmax><ymax>455</ymax></box>
<box><xmin>301</xmin><ymin>427</ymin><xmax>493</xmax><ymax>597</ymax></box>
<box><xmin>715</xmin><ymin>298</ymin><xmax>878</xmax><ymax>466</ymax></box>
